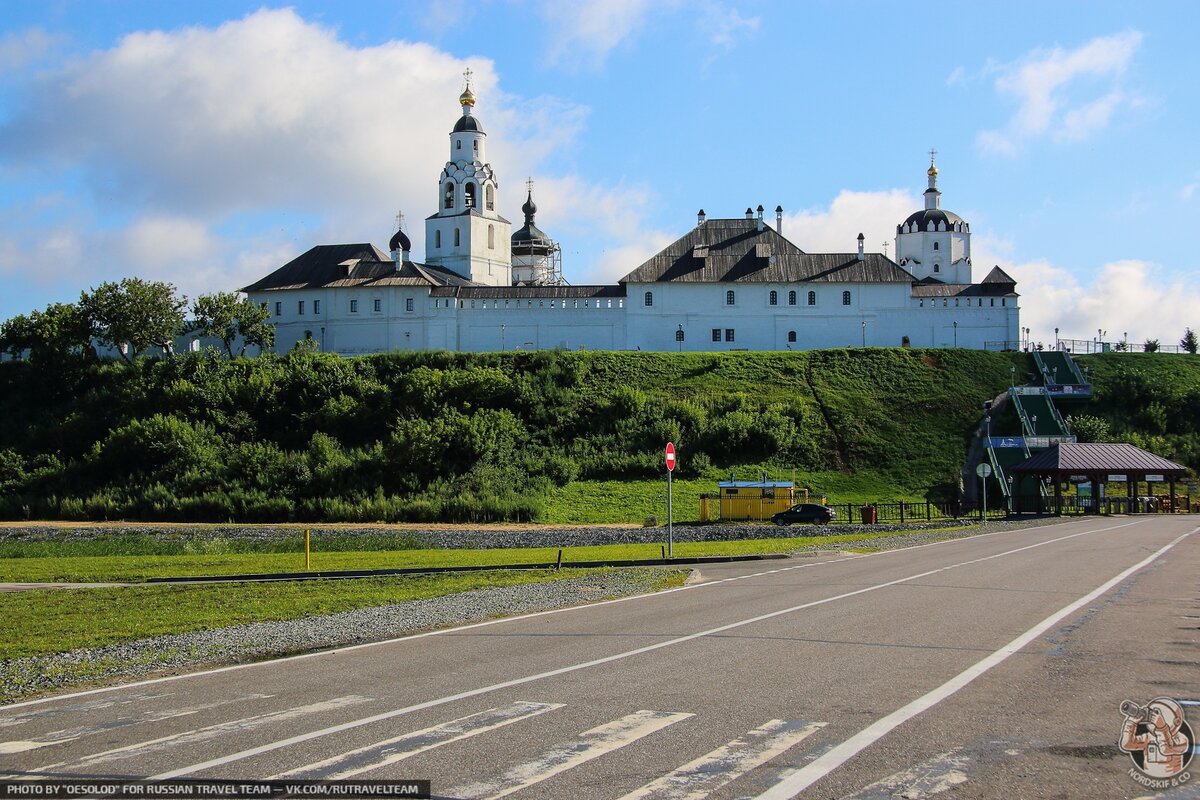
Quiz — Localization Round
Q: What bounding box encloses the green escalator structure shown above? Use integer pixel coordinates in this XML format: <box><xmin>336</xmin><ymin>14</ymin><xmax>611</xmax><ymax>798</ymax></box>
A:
<box><xmin>1033</xmin><ymin>349</ymin><xmax>1092</xmax><ymax>399</ymax></box>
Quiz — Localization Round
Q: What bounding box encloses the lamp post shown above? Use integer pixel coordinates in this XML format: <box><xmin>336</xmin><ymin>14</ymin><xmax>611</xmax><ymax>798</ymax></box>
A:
<box><xmin>1008</xmin><ymin>475</ymin><xmax>1014</xmax><ymax>513</ymax></box>
<box><xmin>953</xmin><ymin>320</ymin><xmax>958</xmax><ymax>348</ymax></box>
<box><xmin>1054</xmin><ymin>327</ymin><xmax>1059</xmax><ymax>350</ymax></box>
<box><xmin>1010</xmin><ymin>365</ymin><xmax>1016</xmax><ymax>387</ymax></box>
<box><xmin>861</xmin><ymin>320</ymin><xmax>866</xmax><ymax>347</ymax></box>
<box><xmin>1031</xmin><ymin>414</ymin><xmax>1038</xmax><ymax>436</ymax></box>
<box><xmin>677</xmin><ymin>323</ymin><xmax>683</xmax><ymax>352</ymax></box>
<box><xmin>500</xmin><ymin>324</ymin><xmax>506</xmax><ymax>351</ymax></box>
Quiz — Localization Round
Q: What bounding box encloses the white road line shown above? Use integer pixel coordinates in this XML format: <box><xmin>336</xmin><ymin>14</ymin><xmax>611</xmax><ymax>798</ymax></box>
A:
<box><xmin>755</xmin><ymin>527</ymin><xmax>1197</xmax><ymax>799</ymax></box>
<box><xmin>618</xmin><ymin>719</ymin><xmax>826</xmax><ymax>800</ymax></box>
<box><xmin>140</xmin><ymin>522</ymin><xmax>1144</xmax><ymax>779</ymax></box>
<box><xmin>18</xmin><ymin>695</ymin><xmax>371</xmax><ymax>777</ymax></box>
<box><xmin>271</xmin><ymin>701</ymin><xmax>563</xmax><ymax>779</ymax></box>
<box><xmin>0</xmin><ymin>693</ymin><xmax>176</xmax><ymax>725</ymax></box>
<box><xmin>447</xmin><ymin>709</ymin><xmax>692</xmax><ymax>799</ymax></box>
<box><xmin>842</xmin><ymin>748</ymin><xmax>971</xmax><ymax>799</ymax></box>
<box><xmin>4</xmin><ymin>518</ymin><xmax>1097</xmax><ymax>711</ymax></box>
<box><xmin>0</xmin><ymin>694</ymin><xmax>275</xmax><ymax>754</ymax></box>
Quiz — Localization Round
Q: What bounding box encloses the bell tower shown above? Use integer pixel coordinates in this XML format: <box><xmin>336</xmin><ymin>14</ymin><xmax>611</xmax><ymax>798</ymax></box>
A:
<box><xmin>425</xmin><ymin>69</ymin><xmax>512</xmax><ymax>285</ymax></box>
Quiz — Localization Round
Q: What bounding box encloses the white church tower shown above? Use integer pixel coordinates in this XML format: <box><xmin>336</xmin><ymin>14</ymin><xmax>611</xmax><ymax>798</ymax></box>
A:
<box><xmin>425</xmin><ymin>70</ymin><xmax>512</xmax><ymax>286</ymax></box>
<box><xmin>895</xmin><ymin>151</ymin><xmax>972</xmax><ymax>284</ymax></box>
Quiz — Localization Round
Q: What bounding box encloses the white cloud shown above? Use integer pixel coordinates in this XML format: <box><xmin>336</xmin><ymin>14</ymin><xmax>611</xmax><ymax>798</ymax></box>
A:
<box><xmin>0</xmin><ymin>8</ymin><xmax>655</xmax><ymax>316</ymax></box>
<box><xmin>975</xmin><ymin>31</ymin><xmax>1143</xmax><ymax>155</ymax></box>
<box><xmin>541</xmin><ymin>0</ymin><xmax>667</xmax><ymax>70</ymax></box>
<box><xmin>701</xmin><ymin>5</ymin><xmax>760</xmax><ymax>50</ymax></box>
<box><xmin>0</xmin><ymin>28</ymin><xmax>62</xmax><ymax>71</ymax></box>
<box><xmin>782</xmin><ymin>189</ymin><xmax>919</xmax><ymax>256</ymax></box>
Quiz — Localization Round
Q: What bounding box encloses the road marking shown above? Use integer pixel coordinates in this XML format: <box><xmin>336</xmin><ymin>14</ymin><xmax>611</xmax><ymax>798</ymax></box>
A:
<box><xmin>0</xmin><ymin>694</ymin><xmax>275</xmax><ymax>754</ymax></box>
<box><xmin>447</xmin><ymin>710</ymin><xmax>692</xmax><ymax>799</ymax></box>
<box><xmin>0</xmin><ymin>693</ymin><xmax>176</xmax><ymax>726</ymax></box>
<box><xmin>140</xmin><ymin>522</ymin><xmax>1147</xmax><ymax>778</ymax></box>
<box><xmin>843</xmin><ymin>748</ymin><xmax>971</xmax><ymax>799</ymax></box>
<box><xmin>271</xmin><ymin>701</ymin><xmax>563</xmax><ymax>779</ymax></box>
<box><xmin>3</xmin><ymin>519</ymin><xmax>1098</xmax><ymax>711</ymax></box>
<box><xmin>18</xmin><ymin>696</ymin><xmax>371</xmax><ymax>777</ymax></box>
<box><xmin>754</xmin><ymin>527</ymin><xmax>1197</xmax><ymax>799</ymax></box>
<box><xmin>618</xmin><ymin>719</ymin><xmax>825</xmax><ymax>800</ymax></box>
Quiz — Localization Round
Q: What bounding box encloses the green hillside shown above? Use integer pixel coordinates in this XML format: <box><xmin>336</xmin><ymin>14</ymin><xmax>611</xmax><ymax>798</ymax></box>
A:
<box><xmin>0</xmin><ymin>349</ymin><xmax>1194</xmax><ymax>524</ymax></box>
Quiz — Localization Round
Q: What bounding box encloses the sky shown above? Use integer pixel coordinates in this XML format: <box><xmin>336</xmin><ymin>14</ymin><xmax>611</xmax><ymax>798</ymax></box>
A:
<box><xmin>2</xmin><ymin>0</ymin><xmax>1198</xmax><ymax>347</ymax></box>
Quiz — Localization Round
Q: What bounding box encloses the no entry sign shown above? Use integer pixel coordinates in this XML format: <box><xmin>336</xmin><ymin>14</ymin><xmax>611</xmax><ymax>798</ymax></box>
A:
<box><xmin>665</xmin><ymin>442</ymin><xmax>676</xmax><ymax>472</ymax></box>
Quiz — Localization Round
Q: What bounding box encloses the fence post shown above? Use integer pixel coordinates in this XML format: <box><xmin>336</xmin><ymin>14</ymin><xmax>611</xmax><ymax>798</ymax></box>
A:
<box><xmin>926</xmin><ymin>500</ymin><xmax>931</xmax><ymax>520</ymax></box>
<box><xmin>899</xmin><ymin>502</ymin><xmax>905</xmax><ymax>524</ymax></box>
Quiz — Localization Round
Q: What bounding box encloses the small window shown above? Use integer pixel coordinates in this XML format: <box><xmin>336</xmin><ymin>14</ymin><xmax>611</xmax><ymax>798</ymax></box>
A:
<box><xmin>769</xmin><ymin>290</ymin><xmax>778</xmax><ymax>306</ymax></box>
<box><xmin>712</xmin><ymin>328</ymin><xmax>721</xmax><ymax>342</ymax></box>
<box><xmin>350</xmin><ymin>299</ymin><xmax>358</xmax><ymax>313</ymax></box>
<box><xmin>788</xmin><ymin>290</ymin><xmax>797</xmax><ymax>306</ymax></box>
<box><xmin>473</xmin><ymin>140</ymin><xmax>478</xmax><ymax>154</ymax></box>
<box><xmin>644</xmin><ymin>291</ymin><xmax>653</xmax><ymax>307</ymax></box>
<box><xmin>444</xmin><ymin>183</ymin><xmax>454</xmax><ymax>209</ymax></box>
<box><xmin>807</xmin><ymin>291</ymin><xmax>816</xmax><ymax>306</ymax></box>
<box><xmin>435</xmin><ymin>230</ymin><xmax>442</xmax><ymax>248</ymax></box>
<box><xmin>933</xmin><ymin>242</ymin><xmax>939</xmax><ymax>251</ymax></box>
<box><xmin>842</xmin><ymin>291</ymin><xmax>851</xmax><ymax>306</ymax></box>
<box><xmin>725</xmin><ymin>328</ymin><xmax>735</xmax><ymax>342</ymax></box>
<box><xmin>675</xmin><ymin>329</ymin><xmax>684</xmax><ymax>342</ymax></box>
<box><xmin>990</xmin><ymin>298</ymin><xmax>995</xmax><ymax>307</ymax></box>
<box><xmin>454</xmin><ymin>228</ymin><xmax>461</xmax><ymax>247</ymax></box>
<box><xmin>488</xmin><ymin>224</ymin><xmax>495</xmax><ymax>249</ymax></box>
<box><xmin>274</xmin><ymin>301</ymin><xmax>282</xmax><ymax>316</ymax></box>
<box><xmin>456</xmin><ymin>140</ymin><xmax>461</xmax><ymax>150</ymax></box>
<box><xmin>406</xmin><ymin>297</ymin><xmax>414</xmax><ymax>312</ymax></box>
<box><xmin>934</xmin><ymin>264</ymin><xmax>940</xmax><ymax>273</ymax></box>
<box><xmin>726</xmin><ymin>290</ymin><xmax>735</xmax><ymax>305</ymax></box>
<box><xmin>373</xmin><ymin>298</ymin><xmax>381</xmax><ymax>313</ymax></box>
<box><xmin>486</xmin><ymin>185</ymin><xmax>495</xmax><ymax>211</ymax></box>
<box><xmin>298</xmin><ymin>300</ymin><xmax>305</xmax><ymax>315</ymax></box>
<box><xmin>313</xmin><ymin>300</ymin><xmax>320</xmax><ymax>314</ymax></box>
<box><xmin>787</xmin><ymin>331</ymin><xmax>797</xmax><ymax>343</ymax></box>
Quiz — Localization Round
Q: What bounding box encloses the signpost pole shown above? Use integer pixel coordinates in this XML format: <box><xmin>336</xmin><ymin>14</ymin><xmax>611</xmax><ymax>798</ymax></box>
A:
<box><xmin>665</xmin><ymin>442</ymin><xmax>676</xmax><ymax>558</ymax></box>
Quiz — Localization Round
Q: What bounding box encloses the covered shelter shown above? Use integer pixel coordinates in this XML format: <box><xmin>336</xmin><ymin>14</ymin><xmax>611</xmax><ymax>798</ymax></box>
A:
<box><xmin>1010</xmin><ymin>442</ymin><xmax>1187</xmax><ymax>515</ymax></box>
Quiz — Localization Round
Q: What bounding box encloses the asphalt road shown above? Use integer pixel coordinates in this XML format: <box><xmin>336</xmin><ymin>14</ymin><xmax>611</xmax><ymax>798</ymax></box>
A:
<box><xmin>3</xmin><ymin>516</ymin><xmax>1198</xmax><ymax>799</ymax></box>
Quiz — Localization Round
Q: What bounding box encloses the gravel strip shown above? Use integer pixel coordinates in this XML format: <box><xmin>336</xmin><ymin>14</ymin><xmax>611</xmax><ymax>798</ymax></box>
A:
<box><xmin>0</xmin><ymin>516</ymin><xmax>1078</xmax><ymax>703</ymax></box>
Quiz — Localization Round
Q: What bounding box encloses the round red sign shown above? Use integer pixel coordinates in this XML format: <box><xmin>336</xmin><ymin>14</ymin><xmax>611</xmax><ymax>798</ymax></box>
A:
<box><xmin>665</xmin><ymin>442</ymin><xmax>676</xmax><ymax>472</ymax></box>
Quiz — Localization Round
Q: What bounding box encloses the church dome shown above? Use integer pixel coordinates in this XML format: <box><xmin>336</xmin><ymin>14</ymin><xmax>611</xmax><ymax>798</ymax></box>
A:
<box><xmin>901</xmin><ymin>208</ymin><xmax>965</xmax><ymax>233</ymax></box>
<box><xmin>459</xmin><ymin>85</ymin><xmax>475</xmax><ymax>107</ymax></box>
<box><xmin>389</xmin><ymin>229</ymin><xmax>411</xmax><ymax>252</ymax></box>
<box><xmin>453</xmin><ymin>115</ymin><xmax>484</xmax><ymax>133</ymax></box>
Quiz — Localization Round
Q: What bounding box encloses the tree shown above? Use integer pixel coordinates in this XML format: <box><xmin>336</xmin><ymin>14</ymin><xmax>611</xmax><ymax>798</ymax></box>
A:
<box><xmin>79</xmin><ymin>278</ymin><xmax>187</xmax><ymax>361</ymax></box>
<box><xmin>0</xmin><ymin>303</ymin><xmax>93</xmax><ymax>364</ymax></box>
<box><xmin>191</xmin><ymin>292</ymin><xmax>275</xmax><ymax>357</ymax></box>
<box><xmin>1144</xmin><ymin>338</ymin><xmax>1161</xmax><ymax>353</ymax></box>
<box><xmin>1067</xmin><ymin>414</ymin><xmax>1111</xmax><ymax>443</ymax></box>
<box><xmin>1181</xmin><ymin>328</ymin><xmax>1198</xmax><ymax>355</ymax></box>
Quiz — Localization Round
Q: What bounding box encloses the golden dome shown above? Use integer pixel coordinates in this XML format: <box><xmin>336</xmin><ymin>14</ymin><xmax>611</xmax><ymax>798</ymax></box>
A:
<box><xmin>459</xmin><ymin>85</ymin><xmax>475</xmax><ymax>107</ymax></box>
<box><xmin>927</xmin><ymin>164</ymin><xmax>938</xmax><ymax>177</ymax></box>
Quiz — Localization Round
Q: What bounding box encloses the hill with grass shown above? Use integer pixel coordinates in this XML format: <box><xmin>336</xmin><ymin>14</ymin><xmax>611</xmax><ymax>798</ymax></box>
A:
<box><xmin>0</xmin><ymin>349</ymin><xmax>1195</xmax><ymax>524</ymax></box>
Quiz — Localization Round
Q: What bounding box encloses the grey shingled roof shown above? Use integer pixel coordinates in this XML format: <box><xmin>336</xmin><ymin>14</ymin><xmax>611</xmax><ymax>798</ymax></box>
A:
<box><xmin>1011</xmin><ymin>442</ymin><xmax>1186</xmax><ymax>475</ymax></box>
<box><xmin>430</xmin><ymin>285</ymin><xmax>625</xmax><ymax>299</ymax></box>
<box><xmin>619</xmin><ymin>218</ymin><xmax>915</xmax><ymax>284</ymax></box>
<box><xmin>241</xmin><ymin>244</ymin><xmax>479</xmax><ymax>292</ymax></box>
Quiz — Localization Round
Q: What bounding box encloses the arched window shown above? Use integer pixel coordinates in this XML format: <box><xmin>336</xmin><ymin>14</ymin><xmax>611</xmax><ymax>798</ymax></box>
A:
<box><xmin>933</xmin><ymin>242</ymin><xmax>939</xmax><ymax>250</ymax></box>
<box><xmin>788</xmin><ymin>290</ymin><xmax>797</xmax><ymax>306</ymax></box>
<box><xmin>456</xmin><ymin>140</ymin><xmax>461</xmax><ymax>150</ymax></box>
<box><xmin>444</xmin><ymin>183</ymin><xmax>454</xmax><ymax>209</ymax></box>
<box><xmin>435</xmin><ymin>230</ymin><xmax>441</xmax><ymax>248</ymax></box>
<box><xmin>807</xmin><ymin>291</ymin><xmax>816</xmax><ymax>306</ymax></box>
<box><xmin>842</xmin><ymin>290</ymin><xmax>851</xmax><ymax>305</ymax></box>
<box><xmin>465</xmin><ymin>183</ymin><xmax>476</xmax><ymax>209</ymax></box>
<box><xmin>726</xmin><ymin>290</ymin><xmax>735</xmax><ymax>305</ymax></box>
<box><xmin>488</xmin><ymin>224</ymin><xmax>494</xmax><ymax>249</ymax></box>
<box><xmin>769</xmin><ymin>290</ymin><xmax>778</xmax><ymax>306</ymax></box>
<box><xmin>934</xmin><ymin>264</ymin><xmax>940</xmax><ymax>273</ymax></box>
<box><xmin>486</xmin><ymin>185</ymin><xmax>494</xmax><ymax>211</ymax></box>
<box><xmin>473</xmin><ymin>140</ymin><xmax>479</xmax><ymax>154</ymax></box>
<box><xmin>454</xmin><ymin>228</ymin><xmax>461</xmax><ymax>247</ymax></box>
<box><xmin>787</xmin><ymin>331</ymin><xmax>797</xmax><ymax>343</ymax></box>
<box><xmin>644</xmin><ymin>291</ymin><xmax>653</xmax><ymax>307</ymax></box>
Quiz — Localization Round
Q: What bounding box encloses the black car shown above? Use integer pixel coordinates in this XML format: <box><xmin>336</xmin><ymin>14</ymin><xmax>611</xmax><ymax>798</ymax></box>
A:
<box><xmin>771</xmin><ymin>503</ymin><xmax>836</xmax><ymax>526</ymax></box>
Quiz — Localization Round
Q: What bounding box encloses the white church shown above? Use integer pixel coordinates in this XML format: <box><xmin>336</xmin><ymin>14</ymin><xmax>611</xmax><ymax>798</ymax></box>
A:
<box><xmin>243</xmin><ymin>77</ymin><xmax>1019</xmax><ymax>354</ymax></box>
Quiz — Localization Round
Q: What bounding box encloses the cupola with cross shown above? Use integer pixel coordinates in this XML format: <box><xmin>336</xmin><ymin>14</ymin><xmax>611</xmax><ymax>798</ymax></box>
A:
<box><xmin>425</xmin><ymin>68</ymin><xmax>512</xmax><ymax>286</ymax></box>
<box><xmin>894</xmin><ymin>150</ymin><xmax>972</xmax><ymax>284</ymax></box>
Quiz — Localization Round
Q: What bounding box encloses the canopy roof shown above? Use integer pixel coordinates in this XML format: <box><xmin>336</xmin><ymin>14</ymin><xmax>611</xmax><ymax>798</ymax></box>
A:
<box><xmin>1011</xmin><ymin>442</ymin><xmax>1186</xmax><ymax>478</ymax></box>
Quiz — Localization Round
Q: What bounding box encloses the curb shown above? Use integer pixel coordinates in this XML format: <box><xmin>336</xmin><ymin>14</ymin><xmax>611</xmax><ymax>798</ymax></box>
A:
<box><xmin>142</xmin><ymin>552</ymin><xmax>791</xmax><ymax>584</ymax></box>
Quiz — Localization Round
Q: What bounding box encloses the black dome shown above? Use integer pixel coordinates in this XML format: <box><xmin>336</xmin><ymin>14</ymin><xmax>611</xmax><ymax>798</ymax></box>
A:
<box><xmin>453</xmin><ymin>115</ymin><xmax>484</xmax><ymax>134</ymax></box>
<box><xmin>389</xmin><ymin>229</ymin><xmax>411</xmax><ymax>252</ymax></box>
<box><xmin>900</xmin><ymin>208</ymin><xmax>966</xmax><ymax>233</ymax></box>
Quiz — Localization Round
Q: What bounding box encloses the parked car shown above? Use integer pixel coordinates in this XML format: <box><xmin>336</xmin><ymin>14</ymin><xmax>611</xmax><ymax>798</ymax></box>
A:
<box><xmin>771</xmin><ymin>503</ymin><xmax>836</xmax><ymax>526</ymax></box>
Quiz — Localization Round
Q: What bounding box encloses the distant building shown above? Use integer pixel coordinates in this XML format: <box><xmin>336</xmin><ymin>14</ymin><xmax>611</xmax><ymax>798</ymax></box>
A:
<box><xmin>243</xmin><ymin>76</ymin><xmax>1019</xmax><ymax>353</ymax></box>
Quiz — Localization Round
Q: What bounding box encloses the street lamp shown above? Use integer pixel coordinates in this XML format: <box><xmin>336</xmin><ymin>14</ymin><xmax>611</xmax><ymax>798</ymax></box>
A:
<box><xmin>953</xmin><ymin>320</ymin><xmax>958</xmax><ymax>348</ymax></box>
<box><xmin>1010</xmin><ymin>365</ymin><xmax>1016</xmax><ymax>387</ymax></box>
<box><xmin>1031</xmin><ymin>414</ymin><xmax>1038</xmax><ymax>435</ymax></box>
<box><xmin>1054</xmin><ymin>327</ymin><xmax>1059</xmax><ymax>350</ymax></box>
<box><xmin>677</xmin><ymin>323</ymin><xmax>683</xmax><ymax>352</ymax></box>
<box><xmin>861</xmin><ymin>320</ymin><xmax>866</xmax><ymax>347</ymax></box>
<box><xmin>501</xmin><ymin>324</ymin><xmax>506</xmax><ymax>351</ymax></box>
<box><xmin>1007</xmin><ymin>475</ymin><xmax>1014</xmax><ymax>513</ymax></box>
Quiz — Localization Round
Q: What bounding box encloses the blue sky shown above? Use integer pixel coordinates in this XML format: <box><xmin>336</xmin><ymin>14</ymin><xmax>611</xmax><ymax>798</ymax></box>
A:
<box><xmin>2</xmin><ymin>1</ymin><xmax>1198</xmax><ymax>345</ymax></box>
